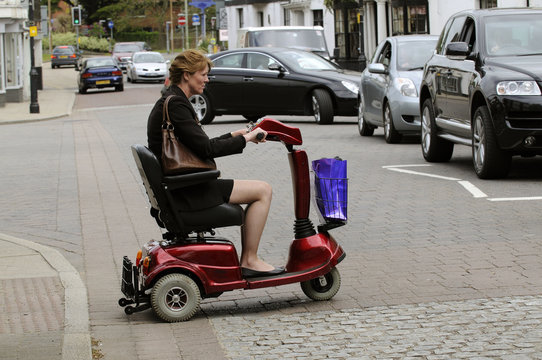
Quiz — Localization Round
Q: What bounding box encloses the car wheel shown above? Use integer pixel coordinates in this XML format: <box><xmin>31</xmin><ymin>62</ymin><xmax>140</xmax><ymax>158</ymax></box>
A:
<box><xmin>300</xmin><ymin>268</ymin><xmax>341</xmax><ymax>301</ymax></box>
<box><xmin>312</xmin><ymin>89</ymin><xmax>334</xmax><ymax>124</ymax></box>
<box><xmin>115</xmin><ymin>84</ymin><xmax>124</xmax><ymax>92</ymax></box>
<box><xmin>421</xmin><ymin>98</ymin><xmax>454</xmax><ymax>162</ymax></box>
<box><xmin>51</xmin><ymin>64</ymin><xmax>56</xmax><ymax>69</ymax></box>
<box><xmin>383</xmin><ymin>102</ymin><xmax>402</xmax><ymax>144</ymax></box>
<box><xmin>358</xmin><ymin>96</ymin><xmax>374</xmax><ymax>136</ymax></box>
<box><xmin>79</xmin><ymin>86</ymin><xmax>87</xmax><ymax>94</ymax></box>
<box><xmin>472</xmin><ymin>106</ymin><xmax>511</xmax><ymax>179</ymax></box>
<box><xmin>150</xmin><ymin>273</ymin><xmax>201</xmax><ymax>322</ymax></box>
<box><xmin>190</xmin><ymin>93</ymin><xmax>215</xmax><ymax>125</ymax></box>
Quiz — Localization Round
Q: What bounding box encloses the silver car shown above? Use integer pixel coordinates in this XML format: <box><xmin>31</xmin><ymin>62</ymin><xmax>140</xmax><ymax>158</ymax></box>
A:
<box><xmin>358</xmin><ymin>35</ymin><xmax>438</xmax><ymax>143</ymax></box>
<box><xmin>126</xmin><ymin>51</ymin><xmax>169</xmax><ymax>83</ymax></box>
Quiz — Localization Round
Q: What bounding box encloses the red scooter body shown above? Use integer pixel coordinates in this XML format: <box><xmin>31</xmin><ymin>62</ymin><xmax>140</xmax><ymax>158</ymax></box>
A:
<box><xmin>120</xmin><ymin>118</ymin><xmax>346</xmax><ymax>321</ymax></box>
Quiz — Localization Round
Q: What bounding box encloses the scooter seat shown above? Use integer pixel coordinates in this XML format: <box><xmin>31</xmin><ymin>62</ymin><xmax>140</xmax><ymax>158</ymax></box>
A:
<box><xmin>180</xmin><ymin>203</ymin><xmax>243</xmax><ymax>228</ymax></box>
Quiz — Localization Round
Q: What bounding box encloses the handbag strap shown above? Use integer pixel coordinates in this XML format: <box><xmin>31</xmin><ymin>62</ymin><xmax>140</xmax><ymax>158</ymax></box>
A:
<box><xmin>162</xmin><ymin>95</ymin><xmax>175</xmax><ymax>128</ymax></box>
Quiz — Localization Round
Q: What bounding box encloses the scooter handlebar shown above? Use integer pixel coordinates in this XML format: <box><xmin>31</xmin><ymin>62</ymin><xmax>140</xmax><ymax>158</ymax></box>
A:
<box><xmin>252</xmin><ymin>118</ymin><xmax>303</xmax><ymax>145</ymax></box>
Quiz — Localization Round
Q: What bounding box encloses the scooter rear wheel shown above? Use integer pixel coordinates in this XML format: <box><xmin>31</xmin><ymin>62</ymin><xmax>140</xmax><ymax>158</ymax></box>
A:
<box><xmin>151</xmin><ymin>273</ymin><xmax>201</xmax><ymax>322</ymax></box>
<box><xmin>301</xmin><ymin>268</ymin><xmax>341</xmax><ymax>301</ymax></box>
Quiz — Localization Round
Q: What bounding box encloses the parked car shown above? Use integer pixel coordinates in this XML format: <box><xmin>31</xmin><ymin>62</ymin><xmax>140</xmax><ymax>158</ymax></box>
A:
<box><xmin>51</xmin><ymin>45</ymin><xmax>81</xmax><ymax>69</ymax></box>
<box><xmin>126</xmin><ymin>51</ymin><xmax>169</xmax><ymax>83</ymax></box>
<box><xmin>77</xmin><ymin>56</ymin><xmax>124</xmax><ymax>94</ymax></box>
<box><xmin>112</xmin><ymin>42</ymin><xmax>145</xmax><ymax>70</ymax></box>
<box><xmin>134</xmin><ymin>41</ymin><xmax>152</xmax><ymax>51</ymax></box>
<box><xmin>420</xmin><ymin>8</ymin><xmax>542</xmax><ymax>179</ymax></box>
<box><xmin>190</xmin><ymin>47</ymin><xmax>360</xmax><ymax>124</ymax></box>
<box><xmin>237</xmin><ymin>26</ymin><xmax>331</xmax><ymax>59</ymax></box>
<box><xmin>358</xmin><ymin>35</ymin><xmax>438</xmax><ymax>143</ymax></box>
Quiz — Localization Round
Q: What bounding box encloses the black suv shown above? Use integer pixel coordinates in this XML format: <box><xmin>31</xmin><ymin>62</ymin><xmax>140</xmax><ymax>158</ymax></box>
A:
<box><xmin>420</xmin><ymin>8</ymin><xmax>542</xmax><ymax>179</ymax></box>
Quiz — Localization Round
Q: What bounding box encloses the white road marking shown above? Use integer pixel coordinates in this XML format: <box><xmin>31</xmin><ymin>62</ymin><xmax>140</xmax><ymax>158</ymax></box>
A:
<box><xmin>458</xmin><ymin>180</ymin><xmax>487</xmax><ymax>198</ymax></box>
<box><xmin>383</xmin><ymin>164</ymin><xmax>541</xmax><ymax>201</ymax></box>
<box><xmin>385</xmin><ymin>167</ymin><xmax>461</xmax><ymax>181</ymax></box>
<box><xmin>488</xmin><ymin>196</ymin><xmax>542</xmax><ymax>202</ymax></box>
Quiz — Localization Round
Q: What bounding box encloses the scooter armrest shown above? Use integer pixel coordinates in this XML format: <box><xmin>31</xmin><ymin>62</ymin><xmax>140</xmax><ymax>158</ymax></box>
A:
<box><xmin>163</xmin><ymin>170</ymin><xmax>221</xmax><ymax>190</ymax></box>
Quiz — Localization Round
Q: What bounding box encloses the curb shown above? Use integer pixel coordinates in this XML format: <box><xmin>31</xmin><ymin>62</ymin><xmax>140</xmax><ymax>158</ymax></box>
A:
<box><xmin>0</xmin><ymin>233</ymin><xmax>92</xmax><ymax>360</ymax></box>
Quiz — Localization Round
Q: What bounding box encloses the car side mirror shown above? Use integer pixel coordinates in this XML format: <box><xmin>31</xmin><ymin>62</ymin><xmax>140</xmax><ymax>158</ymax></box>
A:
<box><xmin>445</xmin><ymin>42</ymin><xmax>470</xmax><ymax>59</ymax></box>
<box><xmin>367</xmin><ymin>63</ymin><xmax>388</xmax><ymax>75</ymax></box>
<box><xmin>268</xmin><ymin>63</ymin><xmax>286</xmax><ymax>73</ymax></box>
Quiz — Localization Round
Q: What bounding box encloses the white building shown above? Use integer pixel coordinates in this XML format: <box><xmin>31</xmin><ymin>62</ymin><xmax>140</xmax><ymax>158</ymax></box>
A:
<box><xmin>0</xmin><ymin>0</ymin><xmax>44</xmax><ymax>107</ymax></box>
<box><xmin>223</xmin><ymin>0</ymin><xmax>542</xmax><ymax>71</ymax></box>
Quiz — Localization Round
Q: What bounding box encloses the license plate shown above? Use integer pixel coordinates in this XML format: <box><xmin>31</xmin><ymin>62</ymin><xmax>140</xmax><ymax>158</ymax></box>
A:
<box><xmin>96</xmin><ymin>80</ymin><xmax>110</xmax><ymax>85</ymax></box>
<box><xmin>59</xmin><ymin>55</ymin><xmax>68</xmax><ymax>59</ymax></box>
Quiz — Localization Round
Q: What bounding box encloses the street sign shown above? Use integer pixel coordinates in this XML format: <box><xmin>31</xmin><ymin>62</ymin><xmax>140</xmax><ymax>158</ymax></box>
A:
<box><xmin>192</xmin><ymin>14</ymin><xmax>200</xmax><ymax>26</ymax></box>
<box><xmin>108</xmin><ymin>20</ymin><xmax>114</xmax><ymax>29</ymax></box>
<box><xmin>178</xmin><ymin>14</ymin><xmax>186</xmax><ymax>26</ymax></box>
<box><xmin>29</xmin><ymin>26</ymin><xmax>38</xmax><ymax>37</ymax></box>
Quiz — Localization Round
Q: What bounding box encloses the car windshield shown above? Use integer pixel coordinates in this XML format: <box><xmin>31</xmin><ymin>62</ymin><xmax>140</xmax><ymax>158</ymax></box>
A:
<box><xmin>396</xmin><ymin>40</ymin><xmax>437</xmax><ymax>71</ymax></box>
<box><xmin>133</xmin><ymin>53</ymin><xmax>164</xmax><ymax>63</ymax></box>
<box><xmin>54</xmin><ymin>47</ymin><xmax>74</xmax><ymax>55</ymax></box>
<box><xmin>485</xmin><ymin>14</ymin><xmax>542</xmax><ymax>56</ymax></box>
<box><xmin>86</xmin><ymin>58</ymin><xmax>116</xmax><ymax>68</ymax></box>
<box><xmin>249</xmin><ymin>30</ymin><xmax>327</xmax><ymax>51</ymax></box>
<box><xmin>114</xmin><ymin>44</ymin><xmax>141</xmax><ymax>52</ymax></box>
<box><xmin>276</xmin><ymin>50</ymin><xmax>339</xmax><ymax>71</ymax></box>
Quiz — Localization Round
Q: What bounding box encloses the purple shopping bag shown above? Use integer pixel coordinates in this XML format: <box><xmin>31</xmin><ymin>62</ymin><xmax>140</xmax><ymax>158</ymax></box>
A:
<box><xmin>312</xmin><ymin>157</ymin><xmax>347</xmax><ymax>222</ymax></box>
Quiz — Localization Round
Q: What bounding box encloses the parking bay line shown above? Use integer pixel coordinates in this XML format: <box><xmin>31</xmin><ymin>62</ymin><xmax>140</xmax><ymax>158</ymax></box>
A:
<box><xmin>383</xmin><ymin>165</ymin><xmax>487</xmax><ymax>198</ymax></box>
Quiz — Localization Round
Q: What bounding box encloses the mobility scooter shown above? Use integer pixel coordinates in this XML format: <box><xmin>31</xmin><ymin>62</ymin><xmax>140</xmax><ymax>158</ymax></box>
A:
<box><xmin>119</xmin><ymin>118</ymin><xmax>346</xmax><ymax>322</ymax></box>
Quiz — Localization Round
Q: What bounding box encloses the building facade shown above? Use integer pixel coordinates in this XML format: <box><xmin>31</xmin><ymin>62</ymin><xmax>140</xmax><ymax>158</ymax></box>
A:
<box><xmin>224</xmin><ymin>0</ymin><xmax>542</xmax><ymax>71</ymax></box>
<box><xmin>0</xmin><ymin>0</ymin><xmax>44</xmax><ymax>108</ymax></box>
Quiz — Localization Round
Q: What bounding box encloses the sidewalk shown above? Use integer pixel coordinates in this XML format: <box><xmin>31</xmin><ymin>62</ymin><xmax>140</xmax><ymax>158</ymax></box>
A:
<box><xmin>0</xmin><ymin>65</ymin><xmax>91</xmax><ymax>359</ymax></box>
<box><xmin>1</xmin><ymin>64</ymin><xmax>76</xmax><ymax>125</ymax></box>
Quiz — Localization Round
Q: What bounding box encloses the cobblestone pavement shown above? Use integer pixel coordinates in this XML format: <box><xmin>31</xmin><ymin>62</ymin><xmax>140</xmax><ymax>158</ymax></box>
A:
<box><xmin>211</xmin><ymin>295</ymin><xmax>542</xmax><ymax>359</ymax></box>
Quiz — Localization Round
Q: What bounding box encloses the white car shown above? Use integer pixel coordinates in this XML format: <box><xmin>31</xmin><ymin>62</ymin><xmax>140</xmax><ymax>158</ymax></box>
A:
<box><xmin>126</xmin><ymin>51</ymin><xmax>169</xmax><ymax>83</ymax></box>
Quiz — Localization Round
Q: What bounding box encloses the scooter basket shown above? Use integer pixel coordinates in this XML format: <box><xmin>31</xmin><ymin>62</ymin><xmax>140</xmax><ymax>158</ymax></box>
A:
<box><xmin>314</xmin><ymin>175</ymin><xmax>348</xmax><ymax>224</ymax></box>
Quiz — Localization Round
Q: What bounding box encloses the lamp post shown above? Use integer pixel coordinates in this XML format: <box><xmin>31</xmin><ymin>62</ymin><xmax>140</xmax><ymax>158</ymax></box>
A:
<box><xmin>29</xmin><ymin>0</ymin><xmax>40</xmax><ymax>113</ymax></box>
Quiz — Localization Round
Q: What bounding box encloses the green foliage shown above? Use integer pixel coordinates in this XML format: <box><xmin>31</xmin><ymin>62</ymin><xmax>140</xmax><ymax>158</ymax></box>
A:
<box><xmin>115</xmin><ymin>31</ymin><xmax>159</xmax><ymax>44</ymax></box>
<box><xmin>88</xmin><ymin>23</ymin><xmax>107</xmax><ymax>38</ymax></box>
<box><xmin>42</xmin><ymin>32</ymin><xmax>111</xmax><ymax>53</ymax></box>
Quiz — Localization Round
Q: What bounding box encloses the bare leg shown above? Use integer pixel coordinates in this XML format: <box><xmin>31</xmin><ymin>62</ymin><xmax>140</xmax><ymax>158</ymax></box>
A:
<box><xmin>229</xmin><ymin>179</ymin><xmax>275</xmax><ymax>272</ymax></box>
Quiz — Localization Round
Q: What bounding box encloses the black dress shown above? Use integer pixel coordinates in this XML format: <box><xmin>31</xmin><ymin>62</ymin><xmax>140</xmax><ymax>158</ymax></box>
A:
<box><xmin>147</xmin><ymin>85</ymin><xmax>246</xmax><ymax>211</ymax></box>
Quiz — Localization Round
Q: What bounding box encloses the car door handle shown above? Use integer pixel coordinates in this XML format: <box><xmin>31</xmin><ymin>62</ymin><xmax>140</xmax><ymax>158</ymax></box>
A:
<box><xmin>243</xmin><ymin>77</ymin><xmax>254</xmax><ymax>82</ymax></box>
<box><xmin>208</xmin><ymin>75</ymin><xmax>215</xmax><ymax>80</ymax></box>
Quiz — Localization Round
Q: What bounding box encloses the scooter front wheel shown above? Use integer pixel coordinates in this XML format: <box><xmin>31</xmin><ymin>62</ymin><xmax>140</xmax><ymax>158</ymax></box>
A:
<box><xmin>151</xmin><ymin>273</ymin><xmax>201</xmax><ymax>322</ymax></box>
<box><xmin>301</xmin><ymin>267</ymin><xmax>341</xmax><ymax>301</ymax></box>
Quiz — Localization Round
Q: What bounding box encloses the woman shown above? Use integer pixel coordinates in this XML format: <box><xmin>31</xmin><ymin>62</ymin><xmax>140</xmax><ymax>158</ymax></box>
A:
<box><xmin>147</xmin><ymin>49</ymin><xmax>283</xmax><ymax>278</ymax></box>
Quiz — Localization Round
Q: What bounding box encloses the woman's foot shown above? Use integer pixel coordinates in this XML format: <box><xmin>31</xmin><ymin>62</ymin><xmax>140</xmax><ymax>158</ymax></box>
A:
<box><xmin>241</xmin><ymin>266</ymin><xmax>285</xmax><ymax>278</ymax></box>
<box><xmin>240</xmin><ymin>258</ymin><xmax>276</xmax><ymax>272</ymax></box>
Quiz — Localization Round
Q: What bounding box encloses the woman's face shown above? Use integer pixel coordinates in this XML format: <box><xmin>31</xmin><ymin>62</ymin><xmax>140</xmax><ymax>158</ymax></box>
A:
<box><xmin>185</xmin><ymin>67</ymin><xmax>209</xmax><ymax>97</ymax></box>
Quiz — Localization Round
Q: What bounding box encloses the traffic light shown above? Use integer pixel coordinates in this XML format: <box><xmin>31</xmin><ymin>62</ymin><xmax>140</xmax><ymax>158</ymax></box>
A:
<box><xmin>72</xmin><ymin>6</ymin><xmax>81</xmax><ymax>26</ymax></box>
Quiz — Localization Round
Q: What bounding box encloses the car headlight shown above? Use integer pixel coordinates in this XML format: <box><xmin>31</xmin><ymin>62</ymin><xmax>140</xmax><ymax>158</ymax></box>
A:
<box><xmin>394</xmin><ymin>78</ymin><xmax>417</xmax><ymax>97</ymax></box>
<box><xmin>496</xmin><ymin>81</ymin><xmax>541</xmax><ymax>95</ymax></box>
<box><xmin>341</xmin><ymin>80</ymin><xmax>359</xmax><ymax>94</ymax></box>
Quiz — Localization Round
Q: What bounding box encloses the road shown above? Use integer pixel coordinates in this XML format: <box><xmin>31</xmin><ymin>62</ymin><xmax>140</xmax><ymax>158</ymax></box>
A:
<box><xmin>1</xmin><ymin>67</ymin><xmax>542</xmax><ymax>359</ymax></box>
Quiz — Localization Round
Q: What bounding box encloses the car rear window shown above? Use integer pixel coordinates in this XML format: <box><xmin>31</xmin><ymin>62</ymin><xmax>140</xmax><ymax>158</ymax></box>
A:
<box><xmin>54</xmin><ymin>48</ymin><xmax>74</xmax><ymax>55</ymax></box>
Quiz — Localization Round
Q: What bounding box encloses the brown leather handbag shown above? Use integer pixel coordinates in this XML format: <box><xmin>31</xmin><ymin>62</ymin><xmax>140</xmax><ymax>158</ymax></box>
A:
<box><xmin>161</xmin><ymin>95</ymin><xmax>216</xmax><ymax>175</ymax></box>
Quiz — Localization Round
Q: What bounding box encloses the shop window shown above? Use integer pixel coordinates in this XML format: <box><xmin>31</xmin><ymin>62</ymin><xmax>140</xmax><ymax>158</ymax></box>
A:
<box><xmin>408</xmin><ymin>6</ymin><xmax>427</xmax><ymax>34</ymax></box>
<box><xmin>480</xmin><ymin>0</ymin><xmax>497</xmax><ymax>8</ymax></box>
<box><xmin>284</xmin><ymin>9</ymin><xmax>290</xmax><ymax>26</ymax></box>
<box><xmin>334</xmin><ymin>9</ymin><xmax>345</xmax><ymax>57</ymax></box>
<box><xmin>5</xmin><ymin>33</ymin><xmax>21</xmax><ymax>88</ymax></box>
<box><xmin>237</xmin><ymin>8</ymin><xmax>244</xmax><ymax>28</ymax></box>
<box><xmin>392</xmin><ymin>2</ymin><xmax>428</xmax><ymax>35</ymax></box>
<box><xmin>313</xmin><ymin>10</ymin><xmax>323</xmax><ymax>27</ymax></box>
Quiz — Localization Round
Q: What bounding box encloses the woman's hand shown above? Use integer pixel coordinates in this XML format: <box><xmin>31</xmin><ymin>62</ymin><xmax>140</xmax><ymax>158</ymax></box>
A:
<box><xmin>243</xmin><ymin>128</ymin><xmax>267</xmax><ymax>144</ymax></box>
